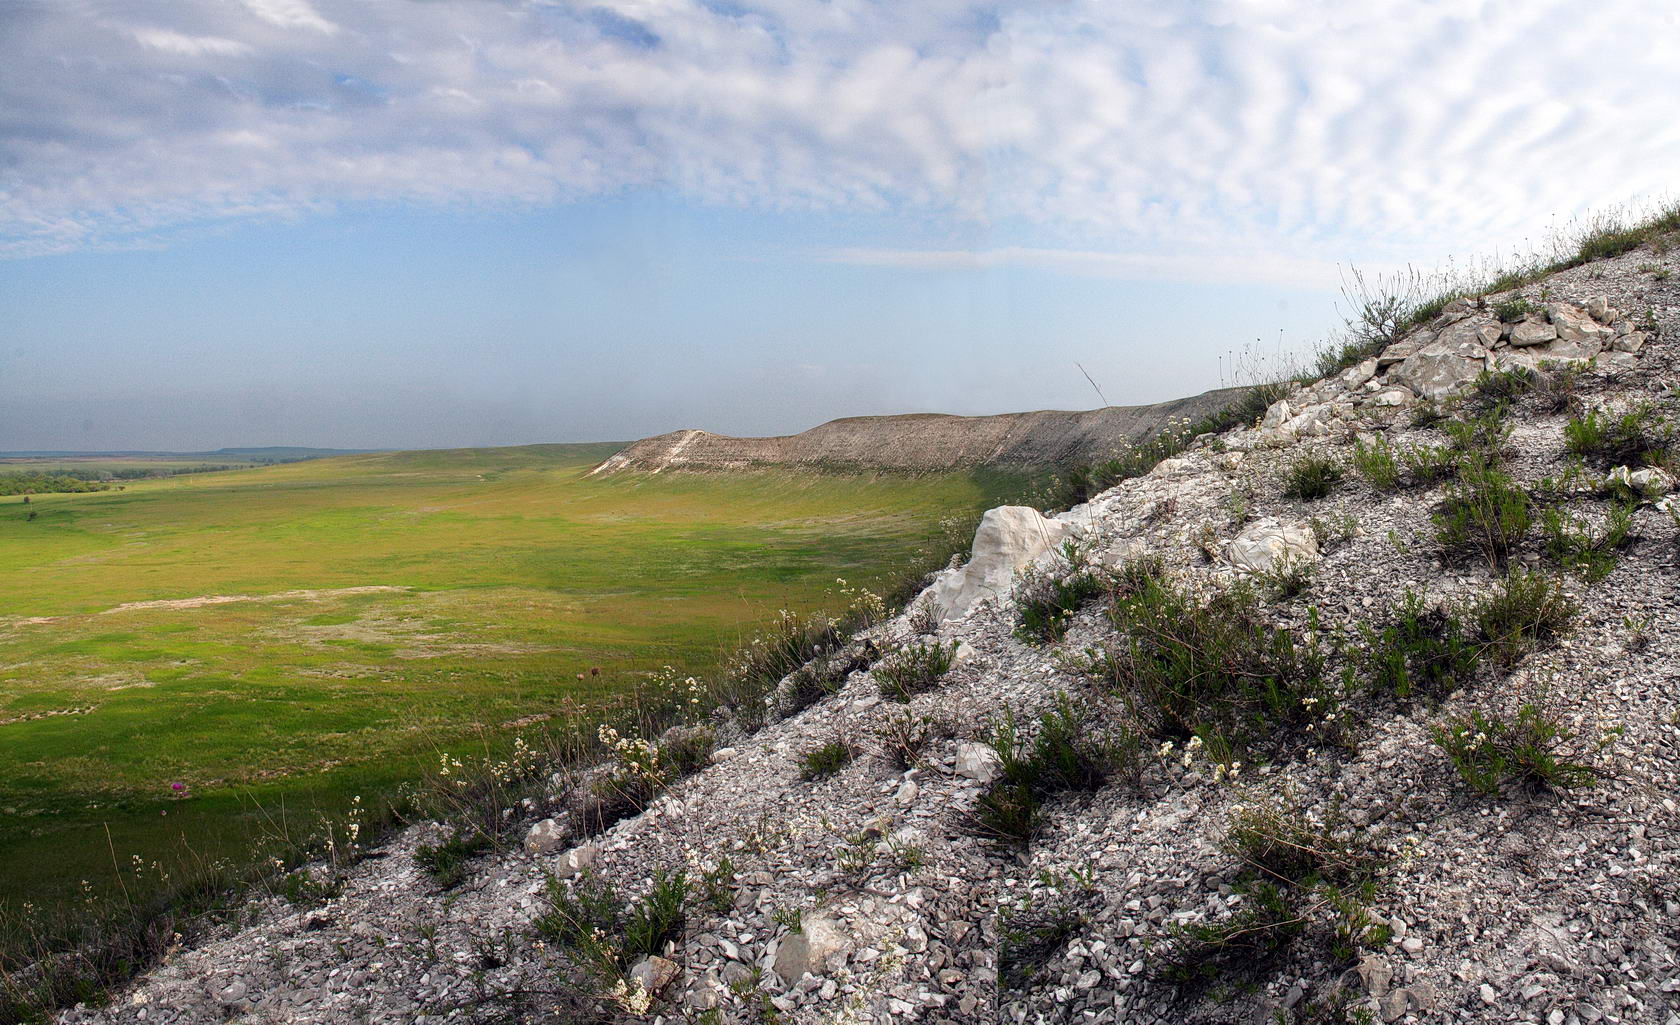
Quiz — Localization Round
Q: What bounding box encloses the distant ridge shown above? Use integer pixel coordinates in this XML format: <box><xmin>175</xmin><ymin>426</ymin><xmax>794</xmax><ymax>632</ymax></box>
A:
<box><xmin>590</xmin><ymin>386</ymin><xmax>1248</xmax><ymax>474</ymax></box>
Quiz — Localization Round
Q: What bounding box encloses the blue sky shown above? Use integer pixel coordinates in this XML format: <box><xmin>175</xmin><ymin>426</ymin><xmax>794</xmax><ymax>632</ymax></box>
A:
<box><xmin>2</xmin><ymin>0</ymin><xmax>1677</xmax><ymax>450</ymax></box>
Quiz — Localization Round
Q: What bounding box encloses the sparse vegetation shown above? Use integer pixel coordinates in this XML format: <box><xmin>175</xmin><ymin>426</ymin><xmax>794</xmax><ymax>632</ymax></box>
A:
<box><xmin>1470</xmin><ymin>571</ymin><xmax>1577</xmax><ymax>666</ymax></box>
<box><xmin>1433</xmin><ymin>457</ymin><xmax>1533</xmax><ymax>569</ymax></box>
<box><xmin>1564</xmin><ymin>403</ymin><xmax>1673</xmax><ymax>469</ymax></box>
<box><xmin>875</xmin><ymin>639</ymin><xmax>959</xmax><ymax>702</ymax></box>
<box><xmin>1014</xmin><ymin>541</ymin><xmax>1109</xmax><ymax>644</ymax></box>
<box><xmin>413</xmin><ymin>829</ymin><xmax>491</xmax><ymax>890</ymax></box>
<box><xmin>974</xmin><ymin>694</ymin><xmax>1138</xmax><ymax>845</ymax></box>
<box><xmin>1351</xmin><ymin>435</ymin><xmax>1400</xmax><ymax>491</ymax></box>
<box><xmin>1283</xmin><ymin>455</ymin><xmax>1344</xmax><ymax>501</ymax></box>
<box><xmin>1094</xmin><ymin>575</ymin><xmax>1333</xmax><ymax>758</ymax></box>
<box><xmin>1432</xmin><ymin>704</ymin><xmax>1605</xmax><ymax>795</ymax></box>
<box><xmin>1161</xmin><ymin>796</ymin><xmax>1383</xmax><ymax>989</ymax></box>
<box><xmin>1493</xmin><ymin>296</ymin><xmax>1537</xmax><ymax>323</ymax></box>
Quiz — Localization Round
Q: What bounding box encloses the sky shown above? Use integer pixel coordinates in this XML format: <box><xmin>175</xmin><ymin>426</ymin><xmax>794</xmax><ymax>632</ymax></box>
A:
<box><xmin>2</xmin><ymin>0</ymin><xmax>1677</xmax><ymax>451</ymax></box>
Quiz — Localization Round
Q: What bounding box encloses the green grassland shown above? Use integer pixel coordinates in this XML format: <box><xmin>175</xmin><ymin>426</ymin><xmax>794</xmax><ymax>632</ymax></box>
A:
<box><xmin>0</xmin><ymin>443</ymin><xmax>1025</xmax><ymax>909</ymax></box>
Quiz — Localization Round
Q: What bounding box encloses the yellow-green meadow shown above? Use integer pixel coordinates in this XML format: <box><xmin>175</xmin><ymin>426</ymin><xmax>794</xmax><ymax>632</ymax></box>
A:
<box><xmin>0</xmin><ymin>444</ymin><xmax>1025</xmax><ymax>909</ymax></box>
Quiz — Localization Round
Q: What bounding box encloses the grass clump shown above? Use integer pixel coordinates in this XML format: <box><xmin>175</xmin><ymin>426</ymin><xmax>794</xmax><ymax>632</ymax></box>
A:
<box><xmin>974</xmin><ymin>694</ymin><xmax>1138</xmax><ymax>845</ymax></box>
<box><xmin>1161</xmin><ymin>797</ymin><xmax>1383</xmax><ymax>988</ymax></box>
<box><xmin>1360</xmin><ymin>592</ymin><xmax>1478</xmax><ymax>702</ymax></box>
<box><xmin>1432</xmin><ymin>704</ymin><xmax>1605</xmax><ymax>795</ymax></box>
<box><xmin>1542</xmin><ymin>502</ymin><xmax>1635</xmax><ymax>582</ymax></box>
<box><xmin>875</xmin><ymin>709</ymin><xmax>953</xmax><ymax>771</ymax></box>
<box><xmin>875</xmin><ymin>640</ymin><xmax>959</xmax><ymax>702</ymax></box>
<box><xmin>1351</xmin><ymin>436</ymin><xmax>1400</xmax><ymax>491</ymax></box>
<box><xmin>1470</xmin><ymin>571</ymin><xmax>1576</xmax><ymax>665</ymax></box>
<box><xmin>413</xmin><ymin>829</ymin><xmax>492</xmax><ymax>890</ymax></box>
<box><xmin>1493</xmin><ymin>296</ymin><xmax>1537</xmax><ymax>323</ymax></box>
<box><xmin>1564</xmin><ymin>404</ymin><xmax>1674</xmax><ymax>469</ymax></box>
<box><xmin>1283</xmin><ymin>455</ymin><xmax>1344</xmax><ymax>501</ymax></box>
<box><xmin>797</xmin><ymin>738</ymin><xmax>855</xmax><ymax>781</ymax></box>
<box><xmin>1014</xmin><ymin>540</ymin><xmax>1108</xmax><ymax>644</ymax></box>
<box><xmin>1432</xmin><ymin>457</ymin><xmax>1532</xmax><ymax>569</ymax></box>
<box><xmin>1095</xmin><ymin>575</ymin><xmax>1332</xmax><ymax>759</ymax></box>
<box><xmin>534</xmin><ymin>868</ymin><xmax>687</xmax><ymax>984</ymax></box>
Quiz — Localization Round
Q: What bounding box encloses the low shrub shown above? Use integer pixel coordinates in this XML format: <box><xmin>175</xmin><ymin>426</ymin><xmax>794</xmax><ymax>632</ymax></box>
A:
<box><xmin>1542</xmin><ymin>501</ymin><xmax>1635</xmax><ymax>582</ymax></box>
<box><xmin>1431</xmin><ymin>704</ymin><xmax>1600</xmax><ymax>794</ymax></box>
<box><xmin>1014</xmin><ymin>541</ymin><xmax>1108</xmax><ymax>645</ymax></box>
<box><xmin>1443</xmin><ymin>407</ymin><xmax>1514</xmax><ymax>464</ymax></box>
<box><xmin>413</xmin><ymin>830</ymin><xmax>491</xmax><ymax>890</ymax></box>
<box><xmin>973</xmin><ymin>695</ymin><xmax>1137</xmax><ymax>845</ymax></box>
<box><xmin>1399</xmin><ymin>443</ymin><xmax>1455</xmax><ymax>487</ymax></box>
<box><xmin>1433</xmin><ymin>457</ymin><xmax>1532</xmax><ymax>569</ymax></box>
<box><xmin>1095</xmin><ymin>575</ymin><xmax>1332</xmax><ymax>758</ymax></box>
<box><xmin>1470</xmin><ymin>367</ymin><xmax>1539</xmax><ymax>410</ymax></box>
<box><xmin>1492</xmin><ymin>296</ymin><xmax>1537</xmax><ymax>323</ymax></box>
<box><xmin>1565</xmin><ymin>403</ymin><xmax>1674</xmax><ymax>469</ymax></box>
<box><xmin>625</xmin><ymin>869</ymin><xmax>687</xmax><ymax>961</ymax></box>
<box><xmin>875</xmin><ymin>640</ymin><xmax>959</xmax><ymax>702</ymax></box>
<box><xmin>1351</xmin><ymin>436</ymin><xmax>1400</xmax><ymax>492</ymax></box>
<box><xmin>1470</xmin><ymin>571</ymin><xmax>1576</xmax><ymax>665</ymax></box>
<box><xmin>1283</xmin><ymin>455</ymin><xmax>1344</xmax><ymax>501</ymax></box>
<box><xmin>1360</xmin><ymin>592</ymin><xmax>1478</xmax><ymax>702</ymax></box>
<box><xmin>797</xmin><ymin>738</ymin><xmax>855</xmax><ymax>781</ymax></box>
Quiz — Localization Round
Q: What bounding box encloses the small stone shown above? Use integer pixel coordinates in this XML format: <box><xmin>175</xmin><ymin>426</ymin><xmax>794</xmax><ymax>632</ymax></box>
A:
<box><xmin>523</xmin><ymin>818</ymin><xmax>567</xmax><ymax>855</ymax></box>
<box><xmin>1480</xmin><ymin>984</ymin><xmax>1497</xmax><ymax>1004</ymax></box>
<box><xmin>1400</xmin><ymin>936</ymin><xmax>1424</xmax><ymax>954</ymax></box>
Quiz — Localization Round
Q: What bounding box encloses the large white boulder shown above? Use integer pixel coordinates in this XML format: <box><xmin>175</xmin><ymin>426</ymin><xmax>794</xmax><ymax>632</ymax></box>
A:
<box><xmin>926</xmin><ymin>506</ymin><xmax>1069</xmax><ymax>622</ymax></box>
<box><xmin>1225</xmin><ymin>518</ymin><xmax>1319</xmax><ymax>575</ymax></box>
<box><xmin>1389</xmin><ymin>334</ymin><xmax>1491</xmax><ymax>401</ymax></box>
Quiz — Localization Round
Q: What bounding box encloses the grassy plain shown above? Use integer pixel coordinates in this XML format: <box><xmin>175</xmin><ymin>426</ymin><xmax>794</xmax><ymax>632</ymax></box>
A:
<box><xmin>0</xmin><ymin>444</ymin><xmax>1024</xmax><ymax>910</ymax></box>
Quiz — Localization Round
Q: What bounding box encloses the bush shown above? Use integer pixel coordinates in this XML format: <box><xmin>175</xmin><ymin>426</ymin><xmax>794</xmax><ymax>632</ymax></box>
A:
<box><xmin>1433</xmin><ymin>457</ymin><xmax>1532</xmax><ymax>569</ymax></box>
<box><xmin>973</xmin><ymin>695</ymin><xmax>1137</xmax><ymax>845</ymax></box>
<box><xmin>1095</xmin><ymin>575</ymin><xmax>1332</xmax><ymax>758</ymax></box>
<box><xmin>875</xmin><ymin>640</ymin><xmax>959</xmax><ymax>702</ymax></box>
<box><xmin>1283</xmin><ymin>455</ymin><xmax>1345</xmax><ymax>501</ymax></box>
<box><xmin>1161</xmin><ymin>797</ymin><xmax>1382</xmax><ymax>988</ymax></box>
<box><xmin>625</xmin><ymin>869</ymin><xmax>687</xmax><ymax>960</ymax></box>
<box><xmin>1360</xmin><ymin>593</ymin><xmax>1478</xmax><ymax>702</ymax></box>
<box><xmin>413</xmin><ymin>830</ymin><xmax>491</xmax><ymax>890</ymax></box>
<box><xmin>1431</xmin><ymin>704</ymin><xmax>1599</xmax><ymax>795</ymax></box>
<box><xmin>1399</xmin><ymin>443</ymin><xmax>1455</xmax><ymax>488</ymax></box>
<box><xmin>1470</xmin><ymin>367</ymin><xmax>1539</xmax><ymax>410</ymax></box>
<box><xmin>798</xmin><ymin>738</ymin><xmax>854</xmax><ymax>781</ymax></box>
<box><xmin>1351</xmin><ymin>436</ymin><xmax>1400</xmax><ymax>492</ymax></box>
<box><xmin>1542</xmin><ymin>502</ymin><xmax>1635</xmax><ymax>582</ymax></box>
<box><xmin>875</xmin><ymin>709</ymin><xmax>953</xmax><ymax>771</ymax></box>
<box><xmin>1470</xmin><ymin>571</ymin><xmax>1576</xmax><ymax>665</ymax></box>
<box><xmin>1014</xmin><ymin>541</ymin><xmax>1109</xmax><ymax>644</ymax></box>
<box><xmin>1564</xmin><ymin>404</ymin><xmax>1674</xmax><ymax>469</ymax></box>
<box><xmin>1493</xmin><ymin>296</ymin><xmax>1537</xmax><ymax>323</ymax></box>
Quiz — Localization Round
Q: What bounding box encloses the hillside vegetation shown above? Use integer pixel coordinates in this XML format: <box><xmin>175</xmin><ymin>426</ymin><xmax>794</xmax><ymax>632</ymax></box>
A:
<box><xmin>19</xmin><ymin>205</ymin><xmax>1680</xmax><ymax>1025</ymax></box>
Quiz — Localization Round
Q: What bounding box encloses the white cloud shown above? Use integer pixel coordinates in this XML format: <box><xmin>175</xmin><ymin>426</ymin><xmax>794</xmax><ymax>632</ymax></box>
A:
<box><xmin>132</xmin><ymin>28</ymin><xmax>254</xmax><ymax>57</ymax></box>
<box><xmin>1</xmin><ymin>0</ymin><xmax>1677</xmax><ymax>275</ymax></box>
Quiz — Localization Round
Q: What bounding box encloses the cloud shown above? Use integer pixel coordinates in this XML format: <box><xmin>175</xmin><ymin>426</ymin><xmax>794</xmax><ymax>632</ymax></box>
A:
<box><xmin>2</xmin><ymin>0</ymin><xmax>1677</xmax><ymax>275</ymax></box>
<box><xmin>823</xmin><ymin>246</ymin><xmax>1341</xmax><ymax>289</ymax></box>
<box><xmin>131</xmin><ymin>28</ymin><xmax>254</xmax><ymax>57</ymax></box>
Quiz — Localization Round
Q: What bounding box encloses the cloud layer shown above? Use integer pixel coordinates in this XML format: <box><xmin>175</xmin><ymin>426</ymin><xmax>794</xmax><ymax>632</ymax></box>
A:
<box><xmin>4</xmin><ymin>0</ymin><xmax>1678</xmax><ymax>272</ymax></box>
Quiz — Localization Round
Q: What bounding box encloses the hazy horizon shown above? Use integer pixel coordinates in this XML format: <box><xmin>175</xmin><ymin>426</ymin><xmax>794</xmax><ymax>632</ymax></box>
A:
<box><xmin>4</xmin><ymin>0</ymin><xmax>1677</xmax><ymax>451</ymax></box>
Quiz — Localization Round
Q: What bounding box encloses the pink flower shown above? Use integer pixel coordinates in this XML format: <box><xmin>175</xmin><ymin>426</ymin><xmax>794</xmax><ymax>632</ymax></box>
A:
<box><xmin>170</xmin><ymin>782</ymin><xmax>185</xmax><ymax>792</ymax></box>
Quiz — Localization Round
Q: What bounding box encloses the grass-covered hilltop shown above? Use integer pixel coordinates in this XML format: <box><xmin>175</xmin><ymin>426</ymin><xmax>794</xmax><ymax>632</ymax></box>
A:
<box><xmin>12</xmin><ymin>202</ymin><xmax>1680</xmax><ymax>1024</ymax></box>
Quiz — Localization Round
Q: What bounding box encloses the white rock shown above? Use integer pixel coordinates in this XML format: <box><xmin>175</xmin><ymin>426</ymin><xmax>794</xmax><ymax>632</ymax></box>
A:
<box><xmin>1389</xmin><ymin>334</ymin><xmax>1491</xmax><ymax>401</ymax></box>
<box><xmin>553</xmin><ymin>843</ymin><xmax>599</xmax><ymax>880</ymax></box>
<box><xmin>1547</xmin><ymin>302</ymin><xmax>1615</xmax><ymax>346</ymax></box>
<box><xmin>523</xmin><ymin>818</ymin><xmax>567</xmax><ymax>856</ymax></box>
<box><xmin>1508</xmin><ymin>317</ymin><xmax>1558</xmax><ymax>347</ymax></box>
<box><xmin>1224</xmin><ymin>518</ymin><xmax>1319</xmax><ymax>575</ymax></box>
<box><xmin>1261</xmin><ymin>399</ymin><xmax>1293</xmax><ymax>429</ymax></box>
<box><xmin>772</xmin><ymin>914</ymin><xmax>852</xmax><ymax>981</ymax></box>
<box><xmin>954</xmin><ymin>741</ymin><xmax>1001</xmax><ymax>784</ymax></box>
<box><xmin>926</xmin><ymin>506</ymin><xmax>1069</xmax><ymax>623</ymax></box>
<box><xmin>1586</xmin><ymin>295</ymin><xmax>1615</xmax><ymax>323</ymax></box>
